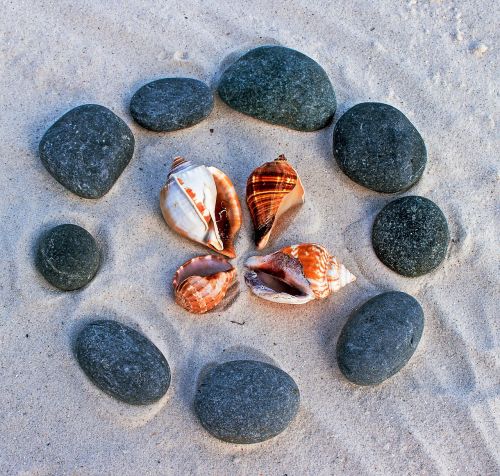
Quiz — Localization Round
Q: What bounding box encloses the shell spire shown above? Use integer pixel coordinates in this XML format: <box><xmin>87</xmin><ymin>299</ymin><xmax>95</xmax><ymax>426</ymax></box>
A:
<box><xmin>245</xmin><ymin>243</ymin><xmax>355</xmax><ymax>305</ymax></box>
<box><xmin>160</xmin><ymin>157</ymin><xmax>242</xmax><ymax>257</ymax></box>
<box><xmin>246</xmin><ymin>155</ymin><xmax>305</xmax><ymax>249</ymax></box>
<box><xmin>173</xmin><ymin>255</ymin><xmax>237</xmax><ymax>314</ymax></box>
<box><xmin>281</xmin><ymin>244</ymin><xmax>356</xmax><ymax>299</ymax></box>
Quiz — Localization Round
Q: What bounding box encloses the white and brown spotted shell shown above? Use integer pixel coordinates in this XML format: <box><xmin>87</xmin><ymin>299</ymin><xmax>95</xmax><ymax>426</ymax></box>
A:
<box><xmin>160</xmin><ymin>157</ymin><xmax>242</xmax><ymax>258</ymax></box>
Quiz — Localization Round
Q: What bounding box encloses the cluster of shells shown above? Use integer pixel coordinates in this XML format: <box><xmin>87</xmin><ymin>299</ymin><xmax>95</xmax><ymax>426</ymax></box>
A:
<box><xmin>161</xmin><ymin>155</ymin><xmax>356</xmax><ymax>314</ymax></box>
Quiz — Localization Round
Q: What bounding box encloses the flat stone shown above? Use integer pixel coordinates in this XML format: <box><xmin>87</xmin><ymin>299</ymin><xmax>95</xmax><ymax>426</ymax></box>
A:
<box><xmin>130</xmin><ymin>78</ymin><xmax>214</xmax><ymax>132</ymax></box>
<box><xmin>75</xmin><ymin>320</ymin><xmax>171</xmax><ymax>405</ymax></box>
<box><xmin>218</xmin><ymin>45</ymin><xmax>336</xmax><ymax>131</ymax></box>
<box><xmin>194</xmin><ymin>360</ymin><xmax>300</xmax><ymax>443</ymax></box>
<box><xmin>333</xmin><ymin>102</ymin><xmax>426</xmax><ymax>193</ymax></box>
<box><xmin>372</xmin><ymin>196</ymin><xmax>449</xmax><ymax>277</ymax></box>
<box><xmin>36</xmin><ymin>224</ymin><xmax>100</xmax><ymax>291</ymax></box>
<box><xmin>336</xmin><ymin>291</ymin><xmax>424</xmax><ymax>385</ymax></box>
<box><xmin>39</xmin><ymin>104</ymin><xmax>135</xmax><ymax>198</ymax></box>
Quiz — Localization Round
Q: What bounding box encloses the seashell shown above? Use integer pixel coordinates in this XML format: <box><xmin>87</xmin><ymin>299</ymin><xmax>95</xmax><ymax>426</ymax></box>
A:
<box><xmin>281</xmin><ymin>244</ymin><xmax>356</xmax><ymax>299</ymax></box>
<box><xmin>160</xmin><ymin>157</ymin><xmax>242</xmax><ymax>258</ymax></box>
<box><xmin>246</xmin><ymin>155</ymin><xmax>305</xmax><ymax>249</ymax></box>
<box><xmin>245</xmin><ymin>243</ymin><xmax>355</xmax><ymax>304</ymax></box>
<box><xmin>173</xmin><ymin>255</ymin><xmax>237</xmax><ymax>314</ymax></box>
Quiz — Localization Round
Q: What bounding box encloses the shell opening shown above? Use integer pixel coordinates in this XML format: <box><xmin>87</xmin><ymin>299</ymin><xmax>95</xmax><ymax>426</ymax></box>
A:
<box><xmin>244</xmin><ymin>252</ymin><xmax>315</xmax><ymax>304</ymax></box>
<box><xmin>250</xmin><ymin>270</ymin><xmax>309</xmax><ymax>297</ymax></box>
<box><xmin>174</xmin><ymin>255</ymin><xmax>233</xmax><ymax>288</ymax></box>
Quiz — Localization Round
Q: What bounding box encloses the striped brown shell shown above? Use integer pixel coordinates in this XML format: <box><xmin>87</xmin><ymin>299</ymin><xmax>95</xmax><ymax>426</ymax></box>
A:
<box><xmin>173</xmin><ymin>255</ymin><xmax>237</xmax><ymax>314</ymax></box>
<box><xmin>246</xmin><ymin>155</ymin><xmax>305</xmax><ymax>249</ymax></box>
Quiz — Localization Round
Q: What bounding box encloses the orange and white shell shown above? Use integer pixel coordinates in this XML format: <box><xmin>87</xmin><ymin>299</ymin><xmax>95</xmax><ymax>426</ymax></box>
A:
<box><xmin>173</xmin><ymin>255</ymin><xmax>237</xmax><ymax>314</ymax></box>
<box><xmin>244</xmin><ymin>243</ymin><xmax>355</xmax><ymax>304</ymax></box>
<box><xmin>246</xmin><ymin>155</ymin><xmax>305</xmax><ymax>250</ymax></box>
<box><xmin>281</xmin><ymin>244</ymin><xmax>355</xmax><ymax>299</ymax></box>
<box><xmin>160</xmin><ymin>157</ymin><xmax>242</xmax><ymax>258</ymax></box>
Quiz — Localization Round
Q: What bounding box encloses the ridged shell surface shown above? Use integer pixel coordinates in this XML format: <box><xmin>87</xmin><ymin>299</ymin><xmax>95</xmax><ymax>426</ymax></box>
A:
<box><xmin>244</xmin><ymin>243</ymin><xmax>355</xmax><ymax>304</ymax></box>
<box><xmin>281</xmin><ymin>243</ymin><xmax>356</xmax><ymax>299</ymax></box>
<box><xmin>173</xmin><ymin>255</ymin><xmax>237</xmax><ymax>314</ymax></box>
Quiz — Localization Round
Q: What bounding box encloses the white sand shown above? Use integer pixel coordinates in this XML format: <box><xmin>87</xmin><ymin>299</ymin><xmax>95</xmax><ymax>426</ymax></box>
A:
<box><xmin>1</xmin><ymin>0</ymin><xmax>499</xmax><ymax>474</ymax></box>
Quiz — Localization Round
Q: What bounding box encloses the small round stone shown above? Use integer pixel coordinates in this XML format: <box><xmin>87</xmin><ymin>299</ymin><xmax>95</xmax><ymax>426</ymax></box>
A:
<box><xmin>130</xmin><ymin>78</ymin><xmax>214</xmax><ymax>132</ymax></box>
<box><xmin>333</xmin><ymin>102</ymin><xmax>426</xmax><ymax>193</ymax></box>
<box><xmin>372</xmin><ymin>196</ymin><xmax>449</xmax><ymax>277</ymax></box>
<box><xmin>75</xmin><ymin>320</ymin><xmax>171</xmax><ymax>405</ymax></box>
<box><xmin>36</xmin><ymin>224</ymin><xmax>100</xmax><ymax>291</ymax></box>
<box><xmin>194</xmin><ymin>360</ymin><xmax>300</xmax><ymax>444</ymax></box>
<box><xmin>218</xmin><ymin>45</ymin><xmax>336</xmax><ymax>131</ymax></box>
<box><xmin>39</xmin><ymin>104</ymin><xmax>135</xmax><ymax>199</ymax></box>
<box><xmin>336</xmin><ymin>291</ymin><xmax>424</xmax><ymax>385</ymax></box>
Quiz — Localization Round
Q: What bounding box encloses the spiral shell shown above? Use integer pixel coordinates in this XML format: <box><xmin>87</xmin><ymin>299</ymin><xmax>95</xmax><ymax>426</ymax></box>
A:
<box><xmin>245</xmin><ymin>243</ymin><xmax>355</xmax><ymax>304</ymax></box>
<box><xmin>246</xmin><ymin>155</ymin><xmax>305</xmax><ymax>249</ymax></box>
<box><xmin>281</xmin><ymin>244</ymin><xmax>356</xmax><ymax>299</ymax></box>
<box><xmin>160</xmin><ymin>157</ymin><xmax>242</xmax><ymax>258</ymax></box>
<box><xmin>173</xmin><ymin>255</ymin><xmax>237</xmax><ymax>314</ymax></box>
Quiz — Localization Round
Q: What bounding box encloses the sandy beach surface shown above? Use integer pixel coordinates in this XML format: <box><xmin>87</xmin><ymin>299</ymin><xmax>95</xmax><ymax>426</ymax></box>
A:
<box><xmin>1</xmin><ymin>0</ymin><xmax>499</xmax><ymax>474</ymax></box>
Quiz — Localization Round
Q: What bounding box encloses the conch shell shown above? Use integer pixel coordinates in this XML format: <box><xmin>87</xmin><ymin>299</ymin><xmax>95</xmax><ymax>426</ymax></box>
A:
<box><xmin>246</xmin><ymin>155</ymin><xmax>305</xmax><ymax>249</ymax></box>
<box><xmin>245</xmin><ymin>243</ymin><xmax>356</xmax><ymax>304</ymax></box>
<box><xmin>160</xmin><ymin>157</ymin><xmax>242</xmax><ymax>258</ymax></box>
<box><xmin>173</xmin><ymin>255</ymin><xmax>237</xmax><ymax>314</ymax></box>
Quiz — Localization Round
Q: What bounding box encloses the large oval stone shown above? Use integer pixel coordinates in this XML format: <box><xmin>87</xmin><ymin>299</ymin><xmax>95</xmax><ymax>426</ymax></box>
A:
<box><xmin>130</xmin><ymin>78</ymin><xmax>214</xmax><ymax>132</ymax></box>
<box><xmin>36</xmin><ymin>224</ymin><xmax>100</xmax><ymax>291</ymax></box>
<box><xmin>333</xmin><ymin>102</ymin><xmax>426</xmax><ymax>193</ymax></box>
<box><xmin>218</xmin><ymin>46</ymin><xmax>336</xmax><ymax>131</ymax></box>
<box><xmin>75</xmin><ymin>320</ymin><xmax>171</xmax><ymax>405</ymax></box>
<box><xmin>336</xmin><ymin>292</ymin><xmax>424</xmax><ymax>385</ymax></box>
<box><xmin>372</xmin><ymin>196</ymin><xmax>449</xmax><ymax>277</ymax></box>
<box><xmin>194</xmin><ymin>360</ymin><xmax>300</xmax><ymax>443</ymax></box>
<box><xmin>39</xmin><ymin>104</ymin><xmax>135</xmax><ymax>199</ymax></box>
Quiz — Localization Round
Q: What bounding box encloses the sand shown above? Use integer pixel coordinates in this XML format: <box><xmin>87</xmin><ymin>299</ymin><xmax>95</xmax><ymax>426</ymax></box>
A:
<box><xmin>1</xmin><ymin>0</ymin><xmax>499</xmax><ymax>474</ymax></box>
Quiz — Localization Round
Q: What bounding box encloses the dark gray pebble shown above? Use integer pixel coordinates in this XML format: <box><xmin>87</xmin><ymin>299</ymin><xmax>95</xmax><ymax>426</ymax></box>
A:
<box><xmin>336</xmin><ymin>292</ymin><xmax>424</xmax><ymax>385</ymax></box>
<box><xmin>75</xmin><ymin>320</ymin><xmax>171</xmax><ymax>405</ymax></box>
<box><xmin>194</xmin><ymin>360</ymin><xmax>300</xmax><ymax>443</ymax></box>
<box><xmin>39</xmin><ymin>104</ymin><xmax>135</xmax><ymax>198</ymax></box>
<box><xmin>36</xmin><ymin>224</ymin><xmax>100</xmax><ymax>291</ymax></box>
<box><xmin>218</xmin><ymin>45</ymin><xmax>336</xmax><ymax>131</ymax></box>
<box><xmin>372</xmin><ymin>195</ymin><xmax>449</xmax><ymax>277</ymax></box>
<box><xmin>130</xmin><ymin>78</ymin><xmax>214</xmax><ymax>132</ymax></box>
<box><xmin>333</xmin><ymin>102</ymin><xmax>426</xmax><ymax>193</ymax></box>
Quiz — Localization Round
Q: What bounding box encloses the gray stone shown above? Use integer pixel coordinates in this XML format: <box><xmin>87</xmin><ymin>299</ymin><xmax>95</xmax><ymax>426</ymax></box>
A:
<box><xmin>194</xmin><ymin>360</ymin><xmax>300</xmax><ymax>443</ymax></box>
<box><xmin>218</xmin><ymin>46</ymin><xmax>336</xmax><ymax>131</ymax></box>
<box><xmin>75</xmin><ymin>320</ymin><xmax>171</xmax><ymax>405</ymax></box>
<box><xmin>39</xmin><ymin>104</ymin><xmax>135</xmax><ymax>198</ymax></box>
<box><xmin>336</xmin><ymin>291</ymin><xmax>424</xmax><ymax>385</ymax></box>
<box><xmin>333</xmin><ymin>102</ymin><xmax>426</xmax><ymax>193</ymax></box>
<box><xmin>130</xmin><ymin>78</ymin><xmax>214</xmax><ymax>132</ymax></box>
<box><xmin>36</xmin><ymin>224</ymin><xmax>100</xmax><ymax>291</ymax></box>
<box><xmin>372</xmin><ymin>195</ymin><xmax>449</xmax><ymax>277</ymax></box>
